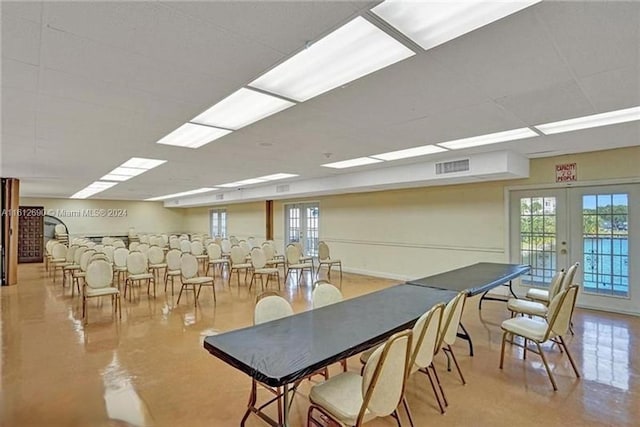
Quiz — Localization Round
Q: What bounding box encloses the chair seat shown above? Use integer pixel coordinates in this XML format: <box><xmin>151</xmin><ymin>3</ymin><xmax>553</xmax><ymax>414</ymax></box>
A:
<box><xmin>501</xmin><ymin>317</ymin><xmax>548</xmax><ymax>342</ymax></box>
<box><xmin>231</xmin><ymin>263</ymin><xmax>252</xmax><ymax>269</ymax></box>
<box><xmin>183</xmin><ymin>277</ymin><xmax>214</xmax><ymax>285</ymax></box>
<box><xmin>73</xmin><ymin>272</ymin><xmax>86</xmax><ymax>278</ymax></box>
<box><xmin>309</xmin><ymin>372</ymin><xmax>374</xmax><ymax>426</ymax></box>
<box><xmin>254</xmin><ymin>268</ymin><xmax>279</xmax><ymax>275</ymax></box>
<box><xmin>128</xmin><ymin>273</ymin><xmax>154</xmax><ymax>281</ymax></box>
<box><xmin>52</xmin><ymin>258</ymin><xmax>68</xmax><ymax>263</ymax></box>
<box><xmin>86</xmin><ymin>287</ymin><xmax>119</xmax><ymax>297</ymax></box>
<box><xmin>526</xmin><ymin>288</ymin><xmax>550</xmax><ymax>302</ymax></box>
<box><xmin>289</xmin><ymin>263</ymin><xmax>312</xmax><ymax>269</ymax></box>
<box><xmin>507</xmin><ymin>298</ymin><xmax>548</xmax><ymax>317</ymax></box>
<box><xmin>359</xmin><ymin>346</ymin><xmax>380</xmax><ymax>365</ymax></box>
<box><xmin>265</xmin><ymin>260</ymin><xmax>284</xmax><ymax>266</ymax></box>
<box><xmin>64</xmin><ymin>264</ymin><xmax>80</xmax><ymax>270</ymax></box>
<box><xmin>114</xmin><ymin>266</ymin><xmax>128</xmax><ymax>272</ymax></box>
<box><xmin>149</xmin><ymin>263</ymin><xmax>167</xmax><ymax>269</ymax></box>
<box><xmin>319</xmin><ymin>258</ymin><xmax>341</xmax><ymax>264</ymax></box>
<box><xmin>209</xmin><ymin>259</ymin><xmax>229</xmax><ymax>265</ymax></box>
<box><xmin>167</xmin><ymin>269</ymin><xmax>181</xmax><ymax>276</ymax></box>
<box><xmin>195</xmin><ymin>255</ymin><xmax>208</xmax><ymax>260</ymax></box>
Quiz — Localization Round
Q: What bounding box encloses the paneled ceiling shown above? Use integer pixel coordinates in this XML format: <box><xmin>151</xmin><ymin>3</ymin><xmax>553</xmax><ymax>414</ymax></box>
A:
<box><xmin>1</xmin><ymin>1</ymin><xmax>639</xmax><ymax>200</ymax></box>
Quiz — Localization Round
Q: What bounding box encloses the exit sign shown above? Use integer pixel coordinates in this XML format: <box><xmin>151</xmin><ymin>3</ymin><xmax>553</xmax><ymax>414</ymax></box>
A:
<box><xmin>556</xmin><ymin>163</ymin><xmax>577</xmax><ymax>183</ymax></box>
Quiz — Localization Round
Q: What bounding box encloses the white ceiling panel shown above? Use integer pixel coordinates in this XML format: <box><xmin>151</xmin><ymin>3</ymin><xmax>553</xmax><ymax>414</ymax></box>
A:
<box><xmin>579</xmin><ymin>67</ymin><xmax>640</xmax><ymax>113</ymax></box>
<box><xmin>1</xmin><ymin>58</ymin><xmax>39</xmax><ymax>92</ymax></box>
<box><xmin>535</xmin><ymin>1</ymin><xmax>640</xmax><ymax>79</ymax></box>
<box><xmin>1</xmin><ymin>1</ymin><xmax>43</xmax><ymax>23</ymax></box>
<box><xmin>1</xmin><ymin>87</ymin><xmax>37</xmax><ymax>140</ymax></box>
<box><xmin>493</xmin><ymin>80</ymin><xmax>595</xmax><ymax>125</ymax></box>
<box><xmin>1</xmin><ymin>14</ymin><xmax>41</xmax><ymax>65</ymax></box>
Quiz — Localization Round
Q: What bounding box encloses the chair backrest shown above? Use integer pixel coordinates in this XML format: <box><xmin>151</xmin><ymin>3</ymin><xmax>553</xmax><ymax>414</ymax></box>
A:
<box><xmin>230</xmin><ymin>246</ymin><xmax>246</xmax><ymax>265</ymax></box>
<box><xmin>261</xmin><ymin>242</ymin><xmax>275</xmax><ymax>261</ymax></box>
<box><xmin>80</xmin><ymin>249</ymin><xmax>96</xmax><ymax>271</ymax></box>
<box><xmin>180</xmin><ymin>239</ymin><xmax>191</xmax><ymax>253</ymax></box>
<box><xmin>545</xmin><ymin>285</ymin><xmax>579</xmax><ymax>340</ymax></box>
<box><xmin>169</xmin><ymin>238</ymin><xmax>181</xmax><ymax>250</ymax></box>
<box><xmin>561</xmin><ymin>262</ymin><xmax>580</xmax><ymax>290</ymax></box>
<box><xmin>160</xmin><ymin>234</ymin><xmax>169</xmax><ymax>246</ymax></box>
<box><xmin>548</xmin><ymin>270</ymin><xmax>566</xmax><ymax>300</ymax></box>
<box><xmin>66</xmin><ymin>245</ymin><xmax>78</xmax><ymax>262</ymax></box>
<box><xmin>54</xmin><ymin>224</ymin><xmax>66</xmax><ymax>234</ymax></box>
<box><xmin>181</xmin><ymin>253</ymin><xmax>198</xmax><ymax>279</ymax></box>
<box><xmin>139</xmin><ymin>234</ymin><xmax>149</xmax><ymax>244</ymax></box>
<box><xmin>285</xmin><ymin>244</ymin><xmax>301</xmax><ymax>264</ymax></box>
<box><xmin>86</xmin><ymin>260</ymin><xmax>113</xmax><ymax>289</ymax></box>
<box><xmin>312</xmin><ymin>281</ymin><xmax>343</xmax><ymax>308</ymax></box>
<box><xmin>52</xmin><ymin>243</ymin><xmax>67</xmax><ymax>259</ymax></box>
<box><xmin>166</xmin><ymin>249</ymin><xmax>182</xmax><ymax>271</ymax></box>
<box><xmin>410</xmin><ymin>303</ymin><xmax>445</xmax><ymax>373</ymax></box>
<box><xmin>90</xmin><ymin>253</ymin><xmax>110</xmax><ymax>263</ymax></box>
<box><xmin>113</xmin><ymin>248</ymin><xmax>129</xmax><ymax>267</ymax></box>
<box><xmin>238</xmin><ymin>240</ymin><xmax>251</xmax><ymax>257</ymax></box>
<box><xmin>247</xmin><ymin>237</ymin><xmax>257</xmax><ymax>248</ymax></box>
<box><xmin>220</xmin><ymin>239</ymin><xmax>232</xmax><ymax>253</ymax></box>
<box><xmin>179</xmin><ymin>234</ymin><xmax>189</xmax><ymax>241</ymax></box>
<box><xmin>112</xmin><ymin>240</ymin><xmax>125</xmax><ymax>248</ymax></box>
<box><xmin>229</xmin><ymin>236</ymin><xmax>239</xmax><ymax>246</ymax></box>
<box><xmin>102</xmin><ymin>245</ymin><xmax>115</xmax><ymax>263</ymax></box>
<box><xmin>93</xmin><ymin>244</ymin><xmax>105</xmax><ymax>253</ymax></box>
<box><xmin>250</xmin><ymin>248</ymin><xmax>267</xmax><ymax>269</ymax></box>
<box><xmin>73</xmin><ymin>246</ymin><xmax>87</xmax><ymax>264</ymax></box>
<box><xmin>293</xmin><ymin>241</ymin><xmax>306</xmax><ymax>256</ymax></box>
<box><xmin>361</xmin><ymin>330</ymin><xmax>412</xmax><ymax>421</ymax></box>
<box><xmin>254</xmin><ymin>293</ymin><xmax>293</xmax><ymax>324</ymax></box>
<box><xmin>137</xmin><ymin>243</ymin><xmax>150</xmax><ymax>256</ymax></box>
<box><xmin>148</xmin><ymin>246</ymin><xmax>165</xmax><ymax>264</ymax></box>
<box><xmin>439</xmin><ymin>291</ymin><xmax>467</xmax><ymax>347</ymax></box>
<box><xmin>191</xmin><ymin>240</ymin><xmax>204</xmax><ymax>256</ymax></box>
<box><xmin>127</xmin><ymin>252</ymin><xmax>148</xmax><ymax>275</ymax></box>
<box><xmin>129</xmin><ymin>241</ymin><xmax>140</xmax><ymax>251</ymax></box>
<box><xmin>318</xmin><ymin>241</ymin><xmax>331</xmax><ymax>261</ymax></box>
<box><xmin>207</xmin><ymin>243</ymin><xmax>222</xmax><ymax>260</ymax></box>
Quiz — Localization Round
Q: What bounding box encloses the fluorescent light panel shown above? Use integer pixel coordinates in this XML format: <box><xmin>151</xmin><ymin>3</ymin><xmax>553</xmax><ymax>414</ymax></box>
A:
<box><xmin>438</xmin><ymin>127</ymin><xmax>538</xmax><ymax>150</ymax></box>
<box><xmin>146</xmin><ymin>188</ymin><xmax>217</xmax><ymax>201</ymax></box>
<box><xmin>101</xmin><ymin>157</ymin><xmax>167</xmax><ymax>182</ymax></box>
<box><xmin>535</xmin><ymin>106</ymin><xmax>640</xmax><ymax>135</ymax></box>
<box><xmin>371</xmin><ymin>145</ymin><xmax>448</xmax><ymax>161</ymax></box>
<box><xmin>322</xmin><ymin>157</ymin><xmax>383</xmax><ymax>169</ymax></box>
<box><xmin>156</xmin><ymin>123</ymin><xmax>232</xmax><ymax>149</ymax></box>
<box><xmin>372</xmin><ymin>0</ymin><xmax>541</xmax><ymax>51</ymax></box>
<box><xmin>121</xmin><ymin>157</ymin><xmax>167</xmax><ymax>169</ymax></box>
<box><xmin>70</xmin><ymin>181</ymin><xmax>117</xmax><ymax>199</ymax></box>
<box><xmin>191</xmin><ymin>88</ymin><xmax>295</xmax><ymax>130</ymax></box>
<box><xmin>218</xmin><ymin>173</ymin><xmax>299</xmax><ymax>188</ymax></box>
<box><xmin>249</xmin><ymin>17</ymin><xmax>415</xmax><ymax>102</ymax></box>
<box><xmin>256</xmin><ymin>173</ymin><xmax>298</xmax><ymax>181</ymax></box>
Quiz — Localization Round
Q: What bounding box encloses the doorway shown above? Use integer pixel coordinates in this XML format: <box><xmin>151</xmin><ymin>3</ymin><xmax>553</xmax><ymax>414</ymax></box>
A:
<box><xmin>284</xmin><ymin>203</ymin><xmax>319</xmax><ymax>257</ymax></box>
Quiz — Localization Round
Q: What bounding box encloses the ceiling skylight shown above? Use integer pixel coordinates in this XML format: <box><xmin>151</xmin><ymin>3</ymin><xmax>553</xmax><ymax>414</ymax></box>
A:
<box><xmin>321</xmin><ymin>157</ymin><xmax>383</xmax><ymax>169</ymax></box>
<box><xmin>191</xmin><ymin>88</ymin><xmax>295</xmax><ymax>130</ymax></box>
<box><xmin>371</xmin><ymin>0</ymin><xmax>541</xmax><ymax>51</ymax></box>
<box><xmin>249</xmin><ymin>16</ymin><xmax>415</xmax><ymax>102</ymax></box>
<box><xmin>371</xmin><ymin>145</ymin><xmax>448</xmax><ymax>161</ymax></box>
<box><xmin>100</xmin><ymin>157</ymin><xmax>167</xmax><ymax>182</ymax></box>
<box><xmin>146</xmin><ymin>188</ymin><xmax>217</xmax><ymax>201</ymax></box>
<box><xmin>437</xmin><ymin>128</ymin><xmax>538</xmax><ymax>150</ymax></box>
<box><xmin>534</xmin><ymin>106</ymin><xmax>640</xmax><ymax>135</ymax></box>
<box><xmin>70</xmin><ymin>181</ymin><xmax>117</xmax><ymax>199</ymax></box>
<box><xmin>156</xmin><ymin>123</ymin><xmax>232</xmax><ymax>149</ymax></box>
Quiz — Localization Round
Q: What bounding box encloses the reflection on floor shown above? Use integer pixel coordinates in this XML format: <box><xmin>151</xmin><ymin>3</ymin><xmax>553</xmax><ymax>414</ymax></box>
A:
<box><xmin>1</xmin><ymin>263</ymin><xmax>638</xmax><ymax>426</ymax></box>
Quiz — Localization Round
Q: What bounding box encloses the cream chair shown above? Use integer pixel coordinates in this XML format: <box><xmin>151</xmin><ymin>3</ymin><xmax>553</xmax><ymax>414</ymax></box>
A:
<box><xmin>220</xmin><ymin>238</ymin><xmax>232</xmax><ymax>257</ymax></box>
<box><xmin>62</xmin><ymin>245</ymin><xmax>82</xmax><ymax>287</ymax></box>
<box><xmin>190</xmin><ymin>240</ymin><xmax>208</xmax><ymax>271</ymax></box>
<box><xmin>285</xmin><ymin>244</ymin><xmax>313</xmax><ymax>285</ymax></box>
<box><xmin>72</xmin><ymin>249</ymin><xmax>96</xmax><ymax>297</ymax></box>
<box><xmin>180</xmin><ymin>239</ymin><xmax>191</xmax><ymax>253</ymax></box>
<box><xmin>169</xmin><ymin>238</ymin><xmax>181</xmax><ymax>250</ymax></box>
<box><xmin>500</xmin><ymin>285</ymin><xmax>580</xmax><ymax>391</ymax></box>
<box><xmin>316</xmin><ymin>241</ymin><xmax>342</xmax><ymax>282</ymax></box>
<box><xmin>293</xmin><ymin>241</ymin><xmax>314</xmax><ymax>267</ymax></box>
<box><xmin>113</xmin><ymin>247</ymin><xmax>129</xmax><ymax>288</ymax></box>
<box><xmin>229</xmin><ymin>245</ymin><xmax>252</xmax><ymax>286</ymax></box>
<box><xmin>307</xmin><ymin>330</ymin><xmax>413</xmax><ymax>427</ymax></box>
<box><xmin>102</xmin><ymin>245</ymin><xmax>115</xmax><ymax>264</ymax></box>
<box><xmin>112</xmin><ymin>240</ymin><xmax>126</xmax><ymax>249</ymax></box>
<box><xmin>241</xmin><ymin>292</ymin><xmax>294</xmax><ymax>426</ymax></box>
<box><xmin>249</xmin><ymin>248</ymin><xmax>281</xmax><ymax>291</ymax></box>
<box><xmin>312</xmin><ymin>280</ymin><xmax>343</xmax><ymax>309</ymax></box>
<box><xmin>439</xmin><ymin>291</ymin><xmax>467</xmax><ymax>385</ymax></box>
<box><xmin>50</xmin><ymin>243</ymin><xmax>71</xmax><ymax>283</ymax></box>
<box><xmin>129</xmin><ymin>241</ymin><xmax>140</xmax><ymax>252</ymax></box>
<box><xmin>124</xmin><ymin>252</ymin><xmax>156</xmax><ymax>300</ymax></box>
<box><xmin>205</xmin><ymin>243</ymin><xmax>229</xmax><ymax>277</ymax></box>
<box><xmin>164</xmin><ymin>249</ymin><xmax>182</xmax><ymax>295</ymax></box>
<box><xmin>508</xmin><ymin>270</ymin><xmax>565</xmax><ymax>317</ymax></box>
<box><xmin>527</xmin><ymin>263</ymin><xmax>579</xmax><ymax>304</ymax></box>
<box><xmin>177</xmin><ymin>253</ymin><xmax>216</xmax><ymax>306</ymax></box>
<box><xmin>262</xmin><ymin>242</ymin><xmax>285</xmax><ymax>271</ymax></box>
<box><xmin>238</xmin><ymin>240</ymin><xmax>252</xmax><ymax>259</ymax></box>
<box><xmin>148</xmin><ymin>246</ymin><xmax>167</xmax><ymax>284</ymax></box>
<box><xmin>82</xmin><ymin>259</ymin><xmax>121</xmax><ymax>325</ymax></box>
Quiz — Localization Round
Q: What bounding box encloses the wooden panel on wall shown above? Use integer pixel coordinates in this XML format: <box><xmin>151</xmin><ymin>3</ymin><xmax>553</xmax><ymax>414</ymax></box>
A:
<box><xmin>18</xmin><ymin>206</ymin><xmax>44</xmax><ymax>263</ymax></box>
<box><xmin>266</xmin><ymin>200</ymin><xmax>273</xmax><ymax>240</ymax></box>
<box><xmin>2</xmin><ymin>178</ymin><xmax>20</xmax><ymax>285</ymax></box>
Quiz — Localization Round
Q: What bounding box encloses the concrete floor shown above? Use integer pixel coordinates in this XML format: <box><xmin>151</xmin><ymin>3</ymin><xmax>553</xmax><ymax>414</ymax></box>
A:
<box><xmin>1</xmin><ymin>263</ymin><xmax>638</xmax><ymax>426</ymax></box>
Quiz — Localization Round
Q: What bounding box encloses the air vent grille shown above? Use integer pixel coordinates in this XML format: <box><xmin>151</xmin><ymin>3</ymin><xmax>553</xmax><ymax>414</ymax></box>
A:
<box><xmin>435</xmin><ymin>159</ymin><xmax>470</xmax><ymax>175</ymax></box>
<box><xmin>215</xmin><ymin>194</ymin><xmax>224</xmax><ymax>200</ymax></box>
<box><xmin>276</xmin><ymin>184</ymin><xmax>290</xmax><ymax>193</ymax></box>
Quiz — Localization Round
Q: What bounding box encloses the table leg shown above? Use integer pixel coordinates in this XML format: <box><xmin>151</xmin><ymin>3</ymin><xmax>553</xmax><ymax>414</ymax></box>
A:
<box><xmin>456</xmin><ymin>322</ymin><xmax>474</xmax><ymax>356</ymax></box>
<box><xmin>478</xmin><ymin>280</ymin><xmax>515</xmax><ymax>310</ymax></box>
<box><xmin>282</xmin><ymin>383</ymin><xmax>290</xmax><ymax>427</ymax></box>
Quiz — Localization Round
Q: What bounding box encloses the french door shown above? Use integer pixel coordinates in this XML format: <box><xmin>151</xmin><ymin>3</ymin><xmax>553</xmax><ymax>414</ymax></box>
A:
<box><xmin>284</xmin><ymin>203</ymin><xmax>319</xmax><ymax>257</ymax></box>
<box><xmin>510</xmin><ymin>184</ymin><xmax>638</xmax><ymax>314</ymax></box>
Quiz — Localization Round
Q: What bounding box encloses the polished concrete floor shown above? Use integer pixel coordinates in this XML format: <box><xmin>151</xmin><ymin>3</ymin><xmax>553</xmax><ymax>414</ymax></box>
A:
<box><xmin>1</xmin><ymin>263</ymin><xmax>638</xmax><ymax>427</ymax></box>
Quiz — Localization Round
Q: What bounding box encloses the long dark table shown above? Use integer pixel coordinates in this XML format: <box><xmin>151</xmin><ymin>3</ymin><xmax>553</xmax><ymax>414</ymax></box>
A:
<box><xmin>203</xmin><ymin>284</ymin><xmax>457</xmax><ymax>426</ymax></box>
<box><xmin>405</xmin><ymin>262</ymin><xmax>531</xmax><ymax>355</ymax></box>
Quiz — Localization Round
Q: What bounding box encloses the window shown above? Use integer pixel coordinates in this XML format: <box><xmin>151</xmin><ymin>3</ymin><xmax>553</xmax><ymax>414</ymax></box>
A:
<box><xmin>210</xmin><ymin>209</ymin><xmax>227</xmax><ymax>238</ymax></box>
<box><xmin>285</xmin><ymin>202</ymin><xmax>319</xmax><ymax>257</ymax></box>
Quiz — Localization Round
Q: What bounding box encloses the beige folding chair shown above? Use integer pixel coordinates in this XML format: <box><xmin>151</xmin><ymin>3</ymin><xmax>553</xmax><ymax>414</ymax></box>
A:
<box><xmin>148</xmin><ymin>246</ymin><xmax>167</xmax><ymax>284</ymax></box>
<box><xmin>50</xmin><ymin>243</ymin><xmax>71</xmax><ymax>283</ymax></box>
<box><xmin>261</xmin><ymin>242</ymin><xmax>286</xmax><ymax>272</ymax></box>
<box><xmin>229</xmin><ymin>245</ymin><xmax>252</xmax><ymax>286</ymax></box>
<box><xmin>180</xmin><ymin>239</ymin><xmax>191</xmax><ymax>253</ymax></box>
<box><xmin>284</xmin><ymin>244</ymin><xmax>313</xmax><ymax>285</ymax></box>
<box><xmin>112</xmin><ymin>247</ymin><xmax>129</xmax><ymax>289</ymax></box>
<box><xmin>439</xmin><ymin>291</ymin><xmax>467</xmax><ymax>385</ymax></box>
<box><xmin>500</xmin><ymin>285</ymin><xmax>580</xmax><ymax>391</ymax></box>
<box><xmin>316</xmin><ymin>241</ymin><xmax>342</xmax><ymax>282</ymax></box>
<box><xmin>164</xmin><ymin>249</ymin><xmax>182</xmax><ymax>295</ymax></box>
<box><xmin>312</xmin><ymin>280</ymin><xmax>348</xmax><ymax>372</ymax></box>
<box><xmin>177</xmin><ymin>253</ymin><xmax>216</xmax><ymax>306</ymax></box>
<box><xmin>72</xmin><ymin>249</ymin><xmax>95</xmax><ymax>297</ymax></box>
<box><xmin>527</xmin><ymin>263</ymin><xmax>578</xmax><ymax>304</ymax></box>
<box><xmin>249</xmin><ymin>248</ymin><xmax>281</xmax><ymax>291</ymax></box>
<box><xmin>190</xmin><ymin>240</ymin><xmax>208</xmax><ymax>271</ymax></box>
<box><xmin>82</xmin><ymin>259</ymin><xmax>121</xmax><ymax>325</ymax></box>
<box><xmin>308</xmin><ymin>330</ymin><xmax>413</xmax><ymax>427</ymax></box>
<box><xmin>124</xmin><ymin>252</ymin><xmax>156</xmax><ymax>300</ymax></box>
<box><xmin>508</xmin><ymin>270</ymin><xmax>566</xmax><ymax>318</ymax></box>
<box><xmin>205</xmin><ymin>243</ymin><xmax>230</xmax><ymax>277</ymax></box>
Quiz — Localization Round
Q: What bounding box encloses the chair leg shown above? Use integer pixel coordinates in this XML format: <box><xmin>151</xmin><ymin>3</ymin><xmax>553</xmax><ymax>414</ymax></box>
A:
<box><xmin>500</xmin><ymin>331</ymin><xmax>507</xmax><ymax>369</ymax></box>
<box><xmin>176</xmin><ymin>283</ymin><xmax>184</xmax><ymax>305</ymax></box>
<box><xmin>402</xmin><ymin>397</ymin><xmax>414</xmax><ymax>427</ymax></box>
<box><xmin>446</xmin><ymin>345</ymin><xmax>466</xmax><ymax>385</ymax></box>
<box><xmin>536</xmin><ymin>341</ymin><xmax>558</xmax><ymax>391</ymax></box>
<box><xmin>558</xmin><ymin>335</ymin><xmax>580</xmax><ymax>378</ymax></box>
<box><xmin>430</xmin><ymin>363</ymin><xmax>448</xmax><ymax>408</ymax></box>
<box><xmin>423</xmin><ymin>366</ymin><xmax>445</xmax><ymax>414</ymax></box>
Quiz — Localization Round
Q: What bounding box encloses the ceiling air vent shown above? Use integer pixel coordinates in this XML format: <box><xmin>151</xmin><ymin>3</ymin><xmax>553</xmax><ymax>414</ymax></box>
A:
<box><xmin>215</xmin><ymin>194</ymin><xmax>224</xmax><ymax>200</ymax></box>
<box><xmin>435</xmin><ymin>159</ymin><xmax>470</xmax><ymax>175</ymax></box>
<box><xmin>276</xmin><ymin>184</ymin><xmax>290</xmax><ymax>193</ymax></box>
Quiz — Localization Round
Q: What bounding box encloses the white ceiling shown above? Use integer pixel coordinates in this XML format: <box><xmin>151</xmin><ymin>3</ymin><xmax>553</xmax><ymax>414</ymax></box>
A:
<box><xmin>1</xmin><ymin>1</ymin><xmax>639</xmax><ymax>201</ymax></box>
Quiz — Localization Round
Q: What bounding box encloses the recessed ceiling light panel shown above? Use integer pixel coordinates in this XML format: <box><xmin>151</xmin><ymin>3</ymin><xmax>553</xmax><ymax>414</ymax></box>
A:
<box><xmin>535</xmin><ymin>106</ymin><xmax>640</xmax><ymax>135</ymax></box>
<box><xmin>438</xmin><ymin>127</ymin><xmax>538</xmax><ymax>150</ymax></box>
<box><xmin>321</xmin><ymin>157</ymin><xmax>383</xmax><ymax>169</ymax></box>
<box><xmin>371</xmin><ymin>145</ymin><xmax>448</xmax><ymax>161</ymax></box>
<box><xmin>156</xmin><ymin>123</ymin><xmax>232</xmax><ymax>148</ymax></box>
<box><xmin>146</xmin><ymin>188</ymin><xmax>217</xmax><ymax>201</ymax></box>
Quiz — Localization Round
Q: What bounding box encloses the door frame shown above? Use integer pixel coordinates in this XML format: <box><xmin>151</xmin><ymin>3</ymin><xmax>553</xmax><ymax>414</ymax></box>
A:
<box><xmin>284</xmin><ymin>201</ymin><xmax>320</xmax><ymax>257</ymax></box>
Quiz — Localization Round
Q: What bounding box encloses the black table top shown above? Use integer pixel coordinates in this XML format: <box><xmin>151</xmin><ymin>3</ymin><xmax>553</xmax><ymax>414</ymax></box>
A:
<box><xmin>203</xmin><ymin>284</ymin><xmax>457</xmax><ymax>387</ymax></box>
<box><xmin>405</xmin><ymin>262</ymin><xmax>530</xmax><ymax>296</ymax></box>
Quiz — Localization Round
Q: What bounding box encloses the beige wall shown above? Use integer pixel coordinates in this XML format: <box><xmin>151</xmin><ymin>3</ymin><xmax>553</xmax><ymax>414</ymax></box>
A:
<box><xmin>183</xmin><ymin>202</ymin><xmax>266</xmax><ymax>242</ymax></box>
<box><xmin>20</xmin><ymin>198</ymin><xmax>184</xmax><ymax>237</ymax></box>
